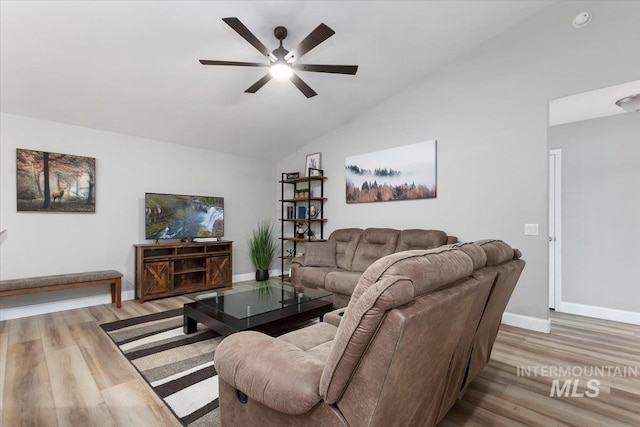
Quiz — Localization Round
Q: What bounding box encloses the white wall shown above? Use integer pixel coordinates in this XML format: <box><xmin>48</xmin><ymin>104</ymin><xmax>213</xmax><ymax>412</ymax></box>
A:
<box><xmin>0</xmin><ymin>113</ymin><xmax>275</xmax><ymax>320</ymax></box>
<box><xmin>548</xmin><ymin>112</ymin><xmax>640</xmax><ymax>313</ymax></box>
<box><xmin>277</xmin><ymin>1</ymin><xmax>640</xmax><ymax>324</ymax></box>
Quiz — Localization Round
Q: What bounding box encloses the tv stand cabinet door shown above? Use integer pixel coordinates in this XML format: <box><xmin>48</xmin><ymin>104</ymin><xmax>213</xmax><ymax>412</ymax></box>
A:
<box><xmin>207</xmin><ymin>255</ymin><xmax>231</xmax><ymax>288</ymax></box>
<box><xmin>142</xmin><ymin>261</ymin><xmax>172</xmax><ymax>301</ymax></box>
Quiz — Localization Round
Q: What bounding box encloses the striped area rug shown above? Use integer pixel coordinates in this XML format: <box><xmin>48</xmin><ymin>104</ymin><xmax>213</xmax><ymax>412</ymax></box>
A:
<box><xmin>100</xmin><ymin>309</ymin><xmax>223</xmax><ymax>427</ymax></box>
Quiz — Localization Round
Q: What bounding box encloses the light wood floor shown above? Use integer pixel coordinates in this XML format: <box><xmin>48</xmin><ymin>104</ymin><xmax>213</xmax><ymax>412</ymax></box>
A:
<box><xmin>1</xmin><ymin>299</ymin><xmax>639</xmax><ymax>426</ymax></box>
<box><xmin>445</xmin><ymin>311</ymin><xmax>640</xmax><ymax>426</ymax></box>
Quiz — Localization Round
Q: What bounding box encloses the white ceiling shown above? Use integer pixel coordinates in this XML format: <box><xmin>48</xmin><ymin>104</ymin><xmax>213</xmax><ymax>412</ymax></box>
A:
<box><xmin>0</xmin><ymin>1</ymin><xmax>554</xmax><ymax>160</ymax></box>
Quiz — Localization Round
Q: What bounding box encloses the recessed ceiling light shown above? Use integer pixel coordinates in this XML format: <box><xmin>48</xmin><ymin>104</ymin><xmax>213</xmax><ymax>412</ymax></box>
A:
<box><xmin>572</xmin><ymin>11</ymin><xmax>592</xmax><ymax>28</ymax></box>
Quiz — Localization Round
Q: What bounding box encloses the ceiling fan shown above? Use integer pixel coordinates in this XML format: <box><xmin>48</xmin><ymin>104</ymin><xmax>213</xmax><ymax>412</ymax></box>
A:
<box><xmin>199</xmin><ymin>17</ymin><xmax>358</xmax><ymax>98</ymax></box>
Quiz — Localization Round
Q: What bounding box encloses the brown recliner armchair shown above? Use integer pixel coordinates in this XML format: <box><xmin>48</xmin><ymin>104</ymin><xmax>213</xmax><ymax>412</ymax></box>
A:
<box><xmin>214</xmin><ymin>240</ymin><xmax>525</xmax><ymax>426</ymax></box>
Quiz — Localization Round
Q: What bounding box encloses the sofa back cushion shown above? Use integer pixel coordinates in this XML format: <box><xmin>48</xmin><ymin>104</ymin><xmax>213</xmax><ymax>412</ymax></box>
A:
<box><xmin>395</xmin><ymin>229</ymin><xmax>448</xmax><ymax>252</ymax></box>
<box><xmin>475</xmin><ymin>239</ymin><xmax>516</xmax><ymax>266</ymax></box>
<box><xmin>452</xmin><ymin>241</ymin><xmax>488</xmax><ymax>270</ymax></box>
<box><xmin>304</xmin><ymin>241</ymin><xmax>337</xmax><ymax>267</ymax></box>
<box><xmin>350</xmin><ymin>228</ymin><xmax>400</xmax><ymax>272</ymax></box>
<box><xmin>320</xmin><ymin>247</ymin><xmax>475</xmax><ymax>404</ymax></box>
<box><xmin>351</xmin><ymin>245</ymin><xmax>475</xmax><ymax>303</ymax></box>
<box><xmin>328</xmin><ymin>228</ymin><xmax>362</xmax><ymax>270</ymax></box>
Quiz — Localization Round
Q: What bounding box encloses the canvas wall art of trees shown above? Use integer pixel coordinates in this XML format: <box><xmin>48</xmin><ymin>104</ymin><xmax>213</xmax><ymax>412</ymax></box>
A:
<box><xmin>16</xmin><ymin>149</ymin><xmax>96</xmax><ymax>212</ymax></box>
<box><xmin>345</xmin><ymin>140</ymin><xmax>437</xmax><ymax>204</ymax></box>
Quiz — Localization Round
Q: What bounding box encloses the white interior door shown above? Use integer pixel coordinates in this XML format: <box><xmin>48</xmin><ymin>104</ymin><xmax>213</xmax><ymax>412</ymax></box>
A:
<box><xmin>548</xmin><ymin>149</ymin><xmax>561</xmax><ymax>309</ymax></box>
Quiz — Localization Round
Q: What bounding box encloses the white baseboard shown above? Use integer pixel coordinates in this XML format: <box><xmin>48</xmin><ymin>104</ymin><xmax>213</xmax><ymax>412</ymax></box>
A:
<box><xmin>502</xmin><ymin>312</ymin><xmax>551</xmax><ymax>333</ymax></box>
<box><xmin>0</xmin><ymin>289</ymin><xmax>136</xmax><ymax>321</ymax></box>
<box><xmin>232</xmin><ymin>269</ymin><xmax>283</xmax><ymax>283</ymax></box>
<box><xmin>232</xmin><ymin>272</ymin><xmax>256</xmax><ymax>282</ymax></box>
<box><xmin>557</xmin><ymin>301</ymin><xmax>640</xmax><ymax>325</ymax></box>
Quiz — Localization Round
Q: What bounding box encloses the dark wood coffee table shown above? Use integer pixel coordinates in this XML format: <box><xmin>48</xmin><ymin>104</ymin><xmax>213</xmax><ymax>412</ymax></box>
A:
<box><xmin>183</xmin><ymin>282</ymin><xmax>333</xmax><ymax>337</ymax></box>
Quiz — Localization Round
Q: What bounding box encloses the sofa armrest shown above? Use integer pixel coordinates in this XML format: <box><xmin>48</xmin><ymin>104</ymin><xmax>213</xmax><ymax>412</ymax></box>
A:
<box><xmin>323</xmin><ymin>307</ymin><xmax>346</xmax><ymax>327</ymax></box>
<box><xmin>290</xmin><ymin>256</ymin><xmax>305</xmax><ymax>286</ymax></box>
<box><xmin>291</xmin><ymin>255</ymin><xmax>305</xmax><ymax>266</ymax></box>
<box><xmin>214</xmin><ymin>331</ymin><xmax>325</xmax><ymax>415</ymax></box>
<box><xmin>447</xmin><ymin>235</ymin><xmax>458</xmax><ymax>244</ymax></box>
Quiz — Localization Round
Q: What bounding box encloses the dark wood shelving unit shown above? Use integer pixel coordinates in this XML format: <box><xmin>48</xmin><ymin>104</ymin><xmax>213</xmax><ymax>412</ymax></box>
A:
<box><xmin>279</xmin><ymin>169</ymin><xmax>327</xmax><ymax>282</ymax></box>
<box><xmin>134</xmin><ymin>241</ymin><xmax>232</xmax><ymax>302</ymax></box>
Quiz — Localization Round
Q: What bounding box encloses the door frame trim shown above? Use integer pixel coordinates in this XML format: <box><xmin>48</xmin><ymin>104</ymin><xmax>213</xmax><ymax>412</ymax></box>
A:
<box><xmin>549</xmin><ymin>149</ymin><xmax>562</xmax><ymax>310</ymax></box>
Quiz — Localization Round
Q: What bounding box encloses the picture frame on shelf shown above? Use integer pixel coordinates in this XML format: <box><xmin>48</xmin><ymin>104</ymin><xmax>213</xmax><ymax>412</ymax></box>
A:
<box><xmin>286</xmin><ymin>172</ymin><xmax>300</xmax><ymax>180</ymax></box>
<box><xmin>305</xmin><ymin>152</ymin><xmax>322</xmax><ymax>176</ymax></box>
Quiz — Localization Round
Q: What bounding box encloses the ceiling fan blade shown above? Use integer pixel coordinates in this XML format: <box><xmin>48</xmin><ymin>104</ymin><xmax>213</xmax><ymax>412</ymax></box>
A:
<box><xmin>245</xmin><ymin>73</ymin><xmax>273</xmax><ymax>93</ymax></box>
<box><xmin>290</xmin><ymin>73</ymin><xmax>318</xmax><ymax>98</ymax></box>
<box><xmin>222</xmin><ymin>17</ymin><xmax>276</xmax><ymax>60</ymax></box>
<box><xmin>200</xmin><ymin>59</ymin><xmax>271</xmax><ymax>67</ymax></box>
<box><xmin>295</xmin><ymin>64</ymin><xmax>358</xmax><ymax>75</ymax></box>
<box><xmin>285</xmin><ymin>23</ymin><xmax>335</xmax><ymax>62</ymax></box>
<box><xmin>199</xmin><ymin>60</ymin><xmax>270</xmax><ymax>67</ymax></box>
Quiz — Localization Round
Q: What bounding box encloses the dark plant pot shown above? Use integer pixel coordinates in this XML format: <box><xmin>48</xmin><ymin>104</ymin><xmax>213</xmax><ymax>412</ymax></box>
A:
<box><xmin>255</xmin><ymin>269</ymin><xmax>269</xmax><ymax>282</ymax></box>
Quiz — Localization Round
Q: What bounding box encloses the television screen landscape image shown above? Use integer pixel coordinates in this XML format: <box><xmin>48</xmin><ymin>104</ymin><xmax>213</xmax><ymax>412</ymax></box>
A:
<box><xmin>145</xmin><ymin>193</ymin><xmax>224</xmax><ymax>240</ymax></box>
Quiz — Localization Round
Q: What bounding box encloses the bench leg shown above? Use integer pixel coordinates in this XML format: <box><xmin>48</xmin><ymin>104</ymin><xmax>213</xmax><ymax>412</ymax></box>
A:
<box><xmin>111</xmin><ymin>278</ymin><xmax>122</xmax><ymax>308</ymax></box>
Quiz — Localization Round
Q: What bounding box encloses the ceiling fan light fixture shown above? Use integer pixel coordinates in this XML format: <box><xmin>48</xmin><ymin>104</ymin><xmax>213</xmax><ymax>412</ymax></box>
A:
<box><xmin>615</xmin><ymin>94</ymin><xmax>640</xmax><ymax>113</ymax></box>
<box><xmin>201</xmin><ymin>18</ymin><xmax>356</xmax><ymax>97</ymax></box>
<box><xmin>270</xmin><ymin>62</ymin><xmax>293</xmax><ymax>80</ymax></box>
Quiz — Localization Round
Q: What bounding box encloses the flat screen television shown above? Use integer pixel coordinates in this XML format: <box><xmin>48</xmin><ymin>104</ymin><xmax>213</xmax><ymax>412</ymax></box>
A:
<box><xmin>145</xmin><ymin>192</ymin><xmax>224</xmax><ymax>240</ymax></box>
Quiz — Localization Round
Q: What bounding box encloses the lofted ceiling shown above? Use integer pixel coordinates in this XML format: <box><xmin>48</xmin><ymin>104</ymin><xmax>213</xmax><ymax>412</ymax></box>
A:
<box><xmin>0</xmin><ymin>1</ymin><xmax>554</xmax><ymax>160</ymax></box>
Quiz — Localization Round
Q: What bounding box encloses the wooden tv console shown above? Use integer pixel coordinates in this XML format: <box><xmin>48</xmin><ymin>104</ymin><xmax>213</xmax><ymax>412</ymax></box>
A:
<box><xmin>134</xmin><ymin>241</ymin><xmax>232</xmax><ymax>302</ymax></box>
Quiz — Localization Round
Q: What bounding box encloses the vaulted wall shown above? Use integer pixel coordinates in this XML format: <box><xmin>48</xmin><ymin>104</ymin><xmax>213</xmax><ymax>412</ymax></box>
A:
<box><xmin>276</xmin><ymin>1</ymin><xmax>640</xmax><ymax>328</ymax></box>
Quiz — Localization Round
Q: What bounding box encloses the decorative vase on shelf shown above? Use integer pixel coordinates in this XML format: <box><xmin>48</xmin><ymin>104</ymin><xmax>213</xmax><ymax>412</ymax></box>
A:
<box><xmin>296</xmin><ymin>223</ymin><xmax>305</xmax><ymax>239</ymax></box>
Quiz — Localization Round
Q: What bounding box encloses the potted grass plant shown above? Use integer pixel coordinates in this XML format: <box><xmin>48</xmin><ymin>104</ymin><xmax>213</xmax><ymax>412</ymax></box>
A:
<box><xmin>248</xmin><ymin>220</ymin><xmax>277</xmax><ymax>281</ymax></box>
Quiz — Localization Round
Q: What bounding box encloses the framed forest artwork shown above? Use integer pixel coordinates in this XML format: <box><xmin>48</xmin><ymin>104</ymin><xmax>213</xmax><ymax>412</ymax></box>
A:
<box><xmin>16</xmin><ymin>148</ymin><xmax>96</xmax><ymax>212</ymax></box>
<box><xmin>345</xmin><ymin>140</ymin><xmax>437</xmax><ymax>204</ymax></box>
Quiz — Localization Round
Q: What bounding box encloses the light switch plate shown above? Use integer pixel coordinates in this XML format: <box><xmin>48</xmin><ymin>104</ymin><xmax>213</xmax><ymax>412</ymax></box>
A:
<box><xmin>524</xmin><ymin>224</ymin><xmax>539</xmax><ymax>236</ymax></box>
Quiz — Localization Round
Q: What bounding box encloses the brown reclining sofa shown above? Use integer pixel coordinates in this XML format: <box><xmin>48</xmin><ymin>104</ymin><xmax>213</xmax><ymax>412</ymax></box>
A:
<box><xmin>215</xmin><ymin>239</ymin><xmax>525</xmax><ymax>426</ymax></box>
<box><xmin>291</xmin><ymin>228</ymin><xmax>458</xmax><ymax>307</ymax></box>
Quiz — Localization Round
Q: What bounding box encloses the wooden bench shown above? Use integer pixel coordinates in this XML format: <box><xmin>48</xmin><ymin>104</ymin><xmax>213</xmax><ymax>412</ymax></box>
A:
<box><xmin>0</xmin><ymin>270</ymin><xmax>122</xmax><ymax>308</ymax></box>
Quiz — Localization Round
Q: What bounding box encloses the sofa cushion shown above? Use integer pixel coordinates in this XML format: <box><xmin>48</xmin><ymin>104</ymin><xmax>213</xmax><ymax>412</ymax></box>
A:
<box><xmin>278</xmin><ymin>322</ymin><xmax>338</xmax><ymax>351</ymax></box>
<box><xmin>328</xmin><ymin>228</ymin><xmax>362</xmax><ymax>270</ymax></box>
<box><xmin>395</xmin><ymin>229</ymin><xmax>448</xmax><ymax>252</ymax></box>
<box><xmin>324</xmin><ymin>271</ymin><xmax>362</xmax><ymax>297</ymax></box>
<box><xmin>351</xmin><ymin>228</ymin><xmax>400</xmax><ymax>272</ymax></box>
<box><xmin>294</xmin><ymin>266</ymin><xmax>342</xmax><ymax>289</ymax></box>
<box><xmin>305</xmin><ymin>341</ymin><xmax>334</xmax><ymax>364</ymax></box>
<box><xmin>304</xmin><ymin>241</ymin><xmax>337</xmax><ymax>267</ymax></box>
